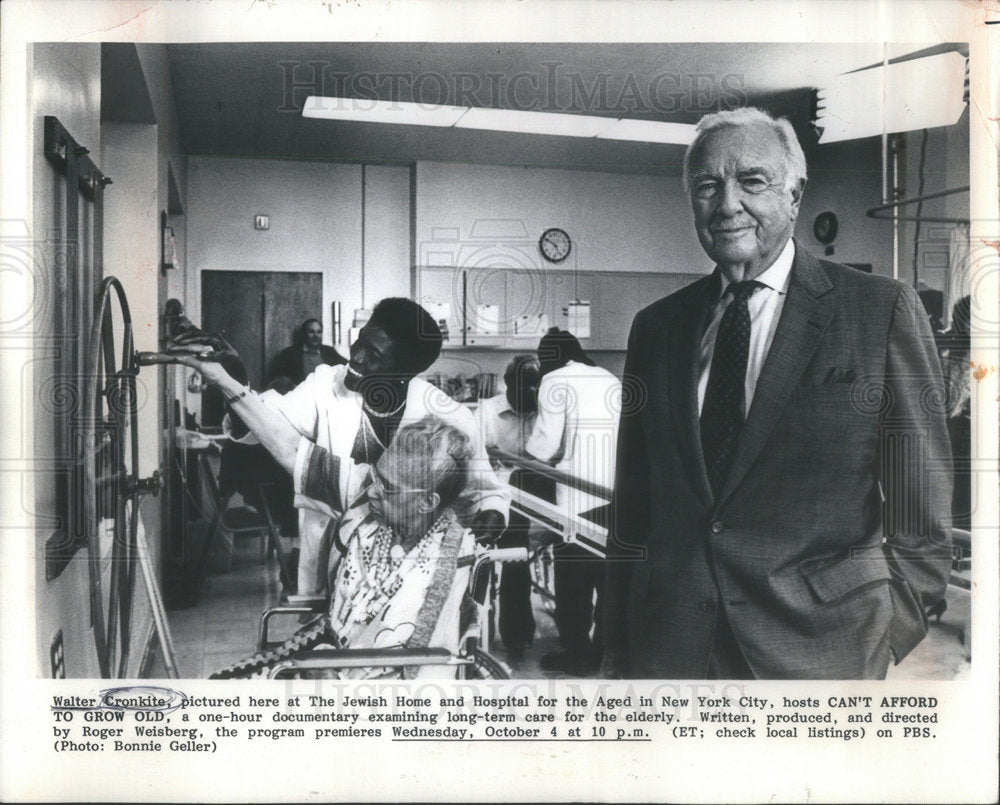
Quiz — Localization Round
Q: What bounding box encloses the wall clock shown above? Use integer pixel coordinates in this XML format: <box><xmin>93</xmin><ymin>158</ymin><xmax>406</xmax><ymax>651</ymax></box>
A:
<box><xmin>813</xmin><ymin>211</ymin><xmax>839</xmax><ymax>244</ymax></box>
<box><xmin>539</xmin><ymin>227</ymin><xmax>571</xmax><ymax>263</ymax></box>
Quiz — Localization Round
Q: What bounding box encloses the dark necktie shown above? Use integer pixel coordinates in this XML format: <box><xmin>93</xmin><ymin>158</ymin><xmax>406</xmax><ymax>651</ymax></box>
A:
<box><xmin>700</xmin><ymin>280</ymin><xmax>763</xmax><ymax>497</ymax></box>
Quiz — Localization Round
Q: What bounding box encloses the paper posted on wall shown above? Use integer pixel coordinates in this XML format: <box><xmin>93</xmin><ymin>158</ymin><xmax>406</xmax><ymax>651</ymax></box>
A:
<box><xmin>567</xmin><ymin>300</ymin><xmax>591</xmax><ymax>338</ymax></box>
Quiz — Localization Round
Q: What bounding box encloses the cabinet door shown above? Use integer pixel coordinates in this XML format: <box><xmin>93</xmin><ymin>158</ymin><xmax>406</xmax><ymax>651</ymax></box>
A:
<box><xmin>548</xmin><ymin>271</ymin><xmax>594</xmax><ymax>346</ymax></box>
<box><xmin>464</xmin><ymin>265</ymin><xmax>507</xmax><ymax>345</ymax></box>
<box><xmin>591</xmin><ymin>273</ymin><xmax>639</xmax><ymax>350</ymax></box>
<box><xmin>414</xmin><ymin>266</ymin><xmax>465</xmax><ymax>346</ymax></box>
<box><xmin>505</xmin><ymin>268</ymin><xmax>548</xmax><ymax>342</ymax></box>
<box><xmin>590</xmin><ymin>272</ymin><xmax>704</xmax><ymax>349</ymax></box>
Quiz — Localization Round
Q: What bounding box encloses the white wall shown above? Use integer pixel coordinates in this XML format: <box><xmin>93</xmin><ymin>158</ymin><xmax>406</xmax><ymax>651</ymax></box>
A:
<box><xmin>26</xmin><ymin>44</ymin><xmax>171</xmax><ymax>679</ymax></box>
<box><xmin>184</xmin><ymin>156</ymin><xmax>364</xmax><ymax>343</ymax></box>
<box><xmin>799</xmin><ymin>137</ymin><xmax>896</xmax><ymax>277</ymax></box>
<box><xmin>22</xmin><ymin>43</ymin><xmax>187</xmax><ymax>679</ymax></box>
<box><xmin>27</xmin><ymin>43</ymin><xmax>106</xmax><ymax>679</ymax></box>
<box><xmin>895</xmin><ymin>110</ymin><xmax>970</xmax><ymax>316</ymax></box>
<box><xmin>414</xmin><ymin>161</ymin><xmax>707</xmax><ymax>275</ymax></box>
<box><xmin>363</xmin><ymin>164</ymin><xmax>412</xmax><ymax>307</ymax></box>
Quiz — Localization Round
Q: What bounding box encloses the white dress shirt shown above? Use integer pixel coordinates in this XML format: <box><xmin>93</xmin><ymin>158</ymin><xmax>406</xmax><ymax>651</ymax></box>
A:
<box><xmin>697</xmin><ymin>238</ymin><xmax>795</xmax><ymax>417</ymax></box>
<box><xmin>526</xmin><ymin>360</ymin><xmax>622</xmax><ymax>515</ymax></box>
<box><xmin>473</xmin><ymin>393</ymin><xmax>537</xmax><ymax>486</ymax></box>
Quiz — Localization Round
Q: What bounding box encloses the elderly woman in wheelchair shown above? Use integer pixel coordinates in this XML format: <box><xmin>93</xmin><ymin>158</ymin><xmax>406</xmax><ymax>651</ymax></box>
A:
<box><xmin>167</xmin><ymin>336</ymin><xmax>516</xmax><ymax>679</ymax></box>
<box><xmin>210</xmin><ymin>414</ymin><xmax>477</xmax><ymax>679</ymax></box>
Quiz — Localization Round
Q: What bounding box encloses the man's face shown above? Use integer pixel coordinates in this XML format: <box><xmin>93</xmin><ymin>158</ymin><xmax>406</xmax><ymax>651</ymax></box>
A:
<box><xmin>505</xmin><ymin>367</ymin><xmax>540</xmax><ymax>415</ymax></box>
<box><xmin>303</xmin><ymin>321</ymin><xmax>323</xmax><ymax>350</ymax></box>
<box><xmin>344</xmin><ymin>326</ymin><xmax>401</xmax><ymax>392</ymax></box>
<box><xmin>688</xmin><ymin>123</ymin><xmax>803</xmax><ymax>280</ymax></box>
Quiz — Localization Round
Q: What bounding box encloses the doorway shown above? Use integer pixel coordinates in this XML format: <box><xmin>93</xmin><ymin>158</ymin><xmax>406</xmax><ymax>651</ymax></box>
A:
<box><xmin>200</xmin><ymin>270</ymin><xmax>324</xmax><ymax>426</ymax></box>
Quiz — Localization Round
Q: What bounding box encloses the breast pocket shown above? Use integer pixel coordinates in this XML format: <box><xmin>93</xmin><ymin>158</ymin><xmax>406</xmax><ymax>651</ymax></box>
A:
<box><xmin>780</xmin><ymin>383</ymin><xmax>878</xmax><ymax>475</ymax></box>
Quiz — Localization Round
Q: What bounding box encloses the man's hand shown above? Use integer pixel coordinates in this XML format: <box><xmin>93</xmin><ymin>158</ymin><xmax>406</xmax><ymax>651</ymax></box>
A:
<box><xmin>470</xmin><ymin>509</ymin><xmax>506</xmax><ymax>545</ymax></box>
<box><xmin>598</xmin><ymin>650</ymin><xmax>626</xmax><ymax>679</ymax></box>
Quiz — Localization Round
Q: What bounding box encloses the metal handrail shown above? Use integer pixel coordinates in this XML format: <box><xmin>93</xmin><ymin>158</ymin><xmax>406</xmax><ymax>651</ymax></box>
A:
<box><xmin>865</xmin><ymin>185</ymin><xmax>970</xmax><ymax>224</ymax></box>
<box><xmin>486</xmin><ymin>447</ymin><xmax>613</xmax><ymax>501</ymax></box>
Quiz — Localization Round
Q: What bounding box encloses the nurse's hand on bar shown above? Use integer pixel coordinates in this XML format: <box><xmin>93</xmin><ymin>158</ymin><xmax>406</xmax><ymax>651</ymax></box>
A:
<box><xmin>166</xmin><ymin>329</ymin><xmax>248</xmax><ymax>386</ymax></box>
<box><xmin>470</xmin><ymin>509</ymin><xmax>506</xmax><ymax>546</ymax></box>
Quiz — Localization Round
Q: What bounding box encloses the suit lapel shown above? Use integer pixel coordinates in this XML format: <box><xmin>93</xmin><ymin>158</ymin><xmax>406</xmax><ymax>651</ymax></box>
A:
<box><xmin>717</xmin><ymin>241</ymin><xmax>835</xmax><ymax>506</ymax></box>
<box><xmin>665</xmin><ymin>273</ymin><xmax>718</xmax><ymax>511</ymax></box>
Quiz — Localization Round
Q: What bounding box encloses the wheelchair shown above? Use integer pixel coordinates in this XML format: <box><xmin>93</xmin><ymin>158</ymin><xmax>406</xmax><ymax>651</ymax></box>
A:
<box><xmin>254</xmin><ymin>546</ymin><xmax>528</xmax><ymax>679</ymax></box>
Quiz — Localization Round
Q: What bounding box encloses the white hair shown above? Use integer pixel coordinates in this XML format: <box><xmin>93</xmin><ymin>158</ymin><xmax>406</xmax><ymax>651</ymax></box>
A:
<box><xmin>682</xmin><ymin>107</ymin><xmax>808</xmax><ymax>193</ymax></box>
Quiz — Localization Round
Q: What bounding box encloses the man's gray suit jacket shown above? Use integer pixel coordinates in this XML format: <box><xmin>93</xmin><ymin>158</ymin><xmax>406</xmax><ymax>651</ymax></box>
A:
<box><xmin>605</xmin><ymin>240</ymin><xmax>953</xmax><ymax>679</ymax></box>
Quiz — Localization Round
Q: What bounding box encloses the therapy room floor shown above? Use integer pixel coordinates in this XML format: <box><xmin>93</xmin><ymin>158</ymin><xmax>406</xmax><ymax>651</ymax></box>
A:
<box><xmin>150</xmin><ymin>538</ymin><xmax>972</xmax><ymax>681</ymax></box>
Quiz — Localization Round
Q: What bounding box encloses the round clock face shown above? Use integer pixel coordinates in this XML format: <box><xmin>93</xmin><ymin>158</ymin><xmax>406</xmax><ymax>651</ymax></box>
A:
<box><xmin>813</xmin><ymin>211</ymin><xmax>839</xmax><ymax>245</ymax></box>
<box><xmin>539</xmin><ymin>227</ymin><xmax>571</xmax><ymax>263</ymax></box>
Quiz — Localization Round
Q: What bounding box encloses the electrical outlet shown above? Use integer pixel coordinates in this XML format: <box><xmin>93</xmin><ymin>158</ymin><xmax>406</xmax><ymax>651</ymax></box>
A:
<box><xmin>50</xmin><ymin>630</ymin><xmax>66</xmax><ymax>678</ymax></box>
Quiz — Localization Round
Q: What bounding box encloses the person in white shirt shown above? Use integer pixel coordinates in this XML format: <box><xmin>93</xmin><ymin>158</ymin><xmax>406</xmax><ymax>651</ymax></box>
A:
<box><xmin>473</xmin><ymin>354</ymin><xmax>545</xmax><ymax>659</ymax></box>
<box><xmin>526</xmin><ymin>329</ymin><xmax>621</xmax><ymax>676</ymax></box>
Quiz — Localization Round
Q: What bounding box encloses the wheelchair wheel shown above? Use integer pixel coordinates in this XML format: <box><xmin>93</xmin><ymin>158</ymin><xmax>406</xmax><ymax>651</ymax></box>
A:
<box><xmin>465</xmin><ymin>648</ymin><xmax>511</xmax><ymax>679</ymax></box>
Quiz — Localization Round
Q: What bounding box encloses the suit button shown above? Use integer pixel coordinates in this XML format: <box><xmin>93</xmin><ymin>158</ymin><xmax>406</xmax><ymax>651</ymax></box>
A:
<box><xmin>710</xmin><ymin>520</ymin><xmax>724</xmax><ymax>534</ymax></box>
<box><xmin>699</xmin><ymin>600</ymin><xmax>715</xmax><ymax>612</ymax></box>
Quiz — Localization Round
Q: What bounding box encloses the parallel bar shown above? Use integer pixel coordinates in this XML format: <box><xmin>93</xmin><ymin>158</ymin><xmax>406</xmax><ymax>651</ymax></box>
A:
<box><xmin>508</xmin><ymin>487</ymin><xmax>607</xmax><ymax>557</ymax></box>
<box><xmin>487</xmin><ymin>446</ymin><xmax>613</xmax><ymax>501</ymax></box>
<box><xmin>866</xmin><ymin>185</ymin><xmax>970</xmax><ymax>224</ymax></box>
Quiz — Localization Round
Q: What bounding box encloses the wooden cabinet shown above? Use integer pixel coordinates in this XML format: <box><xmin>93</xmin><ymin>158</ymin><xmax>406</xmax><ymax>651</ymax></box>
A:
<box><xmin>413</xmin><ymin>266</ymin><xmax>704</xmax><ymax>351</ymax></box>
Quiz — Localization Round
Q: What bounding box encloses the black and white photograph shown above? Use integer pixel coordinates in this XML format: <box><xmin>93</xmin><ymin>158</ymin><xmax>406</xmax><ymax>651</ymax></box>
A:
<box><xmin>0</xmin><ymin>1</ymin><xmax>996</xmax><ymax>802</ymax></box>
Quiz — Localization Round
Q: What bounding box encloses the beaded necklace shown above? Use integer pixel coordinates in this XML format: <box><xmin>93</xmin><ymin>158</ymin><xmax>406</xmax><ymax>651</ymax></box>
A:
<box><xmin>344</xmin><ymin>509</ymin><xmax>455</xmax><ymax>626</ymax></box>
<box><xmin>362</xmin><ymin>397</ymin><xmax>406</xmax><ymax>419</ymax></box>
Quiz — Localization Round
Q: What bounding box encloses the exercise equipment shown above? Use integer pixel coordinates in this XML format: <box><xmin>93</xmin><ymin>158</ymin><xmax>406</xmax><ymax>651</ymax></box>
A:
<box><xmin>82</xmin><ymin>277</ymin><xmax>177</xmax><ymax>678</ymax></box>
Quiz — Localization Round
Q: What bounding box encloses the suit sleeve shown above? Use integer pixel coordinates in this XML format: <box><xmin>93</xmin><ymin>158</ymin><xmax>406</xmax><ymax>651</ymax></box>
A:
<box><xmin>604</xmin><ymin>314</ymin><xmax>652</xmax><ymax>669</ymax></box>
<box><xmin>880</xmin><ymin>284</ymin><xmax>953</xmax><ymax>663</ymax></box>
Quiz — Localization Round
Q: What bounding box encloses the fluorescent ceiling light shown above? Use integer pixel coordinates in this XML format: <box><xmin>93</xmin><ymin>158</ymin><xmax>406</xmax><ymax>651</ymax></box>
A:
<box><xmin>303</xmin><ymin>95</ymin><xmax>697</xmax><ymax>144</ymax></box>
<box><xmin>454</xmin><ymin>107</ymin><xmax>616</xmax><ymax>138</ymax></box>
<box><xmin>302</xmin><ymin>96</ymin><xmax>466</xmax><ymax>127</ymax></box>
<box><xmin>815</xmin><ymin>51</ymin><xmax>967</xmax><ymax>144</ymax></box>
<box><xmin>596</xmin><ymin>118</ymin><xmax>698</xmax><ymax>144</ymax></box>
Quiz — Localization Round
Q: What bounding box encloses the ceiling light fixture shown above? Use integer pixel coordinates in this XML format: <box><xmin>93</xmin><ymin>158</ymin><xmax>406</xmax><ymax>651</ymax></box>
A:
<box><xmin>302</xmin><ymin>95</ymin><xmax>697</xmax><ymax>145</ymax></box>
<box><xmin>302</xmin><ymin>96</ymin><xmax>466</xmax><ymax>127</ymax></box>
<box><xmin>814</xmin><ymin>51</ymin><xmax>968</xmax><ymax>144</ymax></box>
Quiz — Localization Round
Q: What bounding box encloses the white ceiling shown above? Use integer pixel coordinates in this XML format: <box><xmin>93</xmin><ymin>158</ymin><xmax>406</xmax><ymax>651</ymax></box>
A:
<box><xmin>166</xmin><ymin>41</ymin><xmax>965</xmax><ymax>175</ymax></box>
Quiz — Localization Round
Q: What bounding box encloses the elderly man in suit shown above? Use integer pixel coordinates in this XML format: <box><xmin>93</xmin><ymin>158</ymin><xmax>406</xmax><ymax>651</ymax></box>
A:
<box><xmin>604</xmin><ymin>107</ymin><xmax>953</xmax><ymax>679</ymax></box>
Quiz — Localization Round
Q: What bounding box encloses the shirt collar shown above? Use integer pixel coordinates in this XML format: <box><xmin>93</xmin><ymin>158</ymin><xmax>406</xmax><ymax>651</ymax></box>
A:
<box><xmin>718</xmin><ymin>237</ymin><xmax>795</xmax><ymax>298</ymax></box>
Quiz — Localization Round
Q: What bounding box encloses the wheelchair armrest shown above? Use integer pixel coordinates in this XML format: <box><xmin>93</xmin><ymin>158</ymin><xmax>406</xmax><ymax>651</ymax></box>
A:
<box><xmin>257</xmin><ymin>602</ymin><xmax>326</xmax><ymax>651</ymax></box>
<box><xmin>468</xmin><ymin>547</ymin><xmax>530</xmax><ymax>604</ymax></box>
<box><xmin>282</xmin><ymin>595</ymin><xmax>327</xmax><ymax>608</ymax></box>
<box><xmin>267</xmin><ymin>646</ymin><xmax>471</xmax><ymax>679</ymax></box>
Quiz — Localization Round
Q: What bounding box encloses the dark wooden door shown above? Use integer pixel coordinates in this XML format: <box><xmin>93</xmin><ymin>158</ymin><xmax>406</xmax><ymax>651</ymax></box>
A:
<box><xmin>201</xmin><ymin>270</ymin><xmax>324</xmax><ymax>426</ymax></box>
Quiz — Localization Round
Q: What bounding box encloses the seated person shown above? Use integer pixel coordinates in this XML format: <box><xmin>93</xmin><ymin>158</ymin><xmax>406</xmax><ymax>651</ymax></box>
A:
<box><xmin>473</xmin><ymin>354</ymin><xmax>545</xmax><ymax>658</ymax></box>
<box><xmin>266</xmin><ymin>317</ymin><xmax>346</xmax><ymax>388</ymax></box>
<box><xmin>210</xmin><ymin>415</ymin><xmax>475</xmax><ymax>679</ymax></box>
